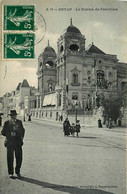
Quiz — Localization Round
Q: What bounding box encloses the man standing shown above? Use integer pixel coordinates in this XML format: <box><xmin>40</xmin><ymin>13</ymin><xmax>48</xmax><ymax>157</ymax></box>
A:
<box><xmin>1</xmin><ymin>110</ymin><xmax>25</xmax><ymax>178</ymax></box>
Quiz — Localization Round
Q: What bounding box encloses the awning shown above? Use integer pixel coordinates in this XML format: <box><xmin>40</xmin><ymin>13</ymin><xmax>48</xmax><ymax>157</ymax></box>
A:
<box><xmin>43</xmin><ymin>93</ymin><xmax>57</xmax><ymax>106</ymax></box>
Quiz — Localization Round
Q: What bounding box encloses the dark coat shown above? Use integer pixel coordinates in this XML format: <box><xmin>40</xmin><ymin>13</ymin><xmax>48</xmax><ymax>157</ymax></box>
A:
<box><xmin>1</xmin><ymin>119</ymin><xmax>25</xmax><ymax>148</ymax></box>
<box><xmin>75</xmin><ymin>124</ymin><xmax>81</xmax><ymax>133</ymax></box>
<box><xmin>63</xmin><ymin>120</ymin><xmax>70</xmax><ymax>135</ymax></box>
<box><xmin>98</xmin><ymin>119</ymin><xmax>102</xmax><ymax>128</ymax></box>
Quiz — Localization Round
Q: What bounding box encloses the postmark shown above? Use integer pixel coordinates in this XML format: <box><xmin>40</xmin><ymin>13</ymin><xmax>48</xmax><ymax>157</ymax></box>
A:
<box><xmin>4</xmin><ymin>5</ymin><xmax>34</xmax><ymax>31</ymax></box>
<box><xmin>4</xmin><ymin>33</ymin><xmax>35</xmax><ymax>59</ymax></box>
<box><xmin>34</xmin><ymin>10</ymin><xmax>46</xmax><ymax>44</ymax></box>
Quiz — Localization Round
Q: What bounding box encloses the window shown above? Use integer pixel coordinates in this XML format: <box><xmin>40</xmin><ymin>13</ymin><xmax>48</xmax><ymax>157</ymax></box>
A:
<box><xmin>60</xmin><ymin>45</ymin><xmax>63</xmax><ymax>52</ymax></box>
<box><xmin>58</xmin><ymin>93</ymin><xmax>61</xmax><ymax>106</ymax></box>
<box><xmin>69</xmin><ymin>44</ymin><xmax>79</xmax><ymax>51</ymax></box>
<box><xmin>48</xmin><ymin>83</ymin><xmax>53</xmax><ymax>92</ymax></box>
<box><xmin>73</xmin><ymin>73</ymin><xmax>78</xmax><ymax>84</ymax></box>
<box><xmin>72</xmin><ymin>93</ymin><xmax>78</xmax><ymax>100</ymax></box>
<box><xmin>97</xmin><ymin>70</ymin><xmax>105</xmax><ymax>87</ymax></box>
<box><xmin>109</xmin><ymin>72</ymin><xmax>113</xmax><ymax>82</ymax></box>
<box><xmin>72</xmin><ymin>95</ymin><xmax>78</xmax><ymax>100</ymax></box>
<box><xmin>45</xmin><ymin>61</ymin><xmax>54</xmax><ymax>67</ymax></box>
<box><xmin>71</xmin><ymin>66</ymin><xmax>80</xmax><ymax>86</ymax></box>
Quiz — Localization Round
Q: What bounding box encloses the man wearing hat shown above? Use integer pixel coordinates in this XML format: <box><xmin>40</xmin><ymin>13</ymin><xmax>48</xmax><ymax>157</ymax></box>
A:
<box><xmin>1</xmin><ymin>110</ymin><xmax>25</xmax><ymax>178</ymax></box>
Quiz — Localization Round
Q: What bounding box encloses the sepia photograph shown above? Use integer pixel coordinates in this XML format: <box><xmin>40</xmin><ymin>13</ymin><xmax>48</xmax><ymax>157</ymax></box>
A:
<box><xmin>0</xmin><ymin>0</ymin><xmax>127</xmax><ymax>194</ymax></box>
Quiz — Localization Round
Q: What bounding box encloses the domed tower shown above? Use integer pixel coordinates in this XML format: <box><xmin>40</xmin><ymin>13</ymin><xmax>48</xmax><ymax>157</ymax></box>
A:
<box><xmin>37</xmin><ymin>41</ymin><xmax>57</xmax><ymax>103</ymax></box>
<box><xmin>57</xmin><ymin>18</ymin><xmax>85</xmax><ymax>56</ymax></box>
<box><xmin>56</xmin><ymin>19</ymin><xmax>85</xmax><ymax>110</ymax></box>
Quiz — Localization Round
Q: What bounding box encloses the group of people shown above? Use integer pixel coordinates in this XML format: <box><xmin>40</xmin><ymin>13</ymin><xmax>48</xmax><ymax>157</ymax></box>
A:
<box><xmin>98</xmin><ymin>117</ymin><xmax>122</xmax><ymax>129</ymax></box>
<box><xmin>63</xmin><ymin>118</ymin><xmax>81</xmax><ymax>137</ymax></box>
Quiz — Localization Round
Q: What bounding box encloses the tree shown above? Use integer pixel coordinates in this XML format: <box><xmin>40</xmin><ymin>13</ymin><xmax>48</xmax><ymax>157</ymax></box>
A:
<box><xmin>103</xmin><ymin>98</ymin><xmax>122</xmax><ymax>123</ymax></box>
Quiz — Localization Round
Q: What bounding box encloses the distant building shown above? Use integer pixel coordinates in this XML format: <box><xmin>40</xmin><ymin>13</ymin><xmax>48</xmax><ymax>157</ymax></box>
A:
<box><xmin>2</xmin><ymin>79</ymin><xmax>37</xmax><ymax>117</ymax></box>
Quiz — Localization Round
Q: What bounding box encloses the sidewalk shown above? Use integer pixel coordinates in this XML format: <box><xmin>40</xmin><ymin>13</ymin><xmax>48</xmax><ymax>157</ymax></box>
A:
<box><xmin>1</xmin><ymin>116</ymin><xmax>126</xmax><ymax>138</ymax></box>
<box><xmin>27</xmin><ymin>117</ymin><xmax>127</xmax><ymax>137</ymax></box>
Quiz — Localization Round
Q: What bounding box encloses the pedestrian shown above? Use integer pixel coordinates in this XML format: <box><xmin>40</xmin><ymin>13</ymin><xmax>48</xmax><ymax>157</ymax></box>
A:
<box><xmin>117</xmin><ymin>118</ymin><xmax>121</xmax><ymax>127</ymax></box>
<box><xmin>61</xmin><ymin>115</ymin><xmax>63</xmax><ymax>122</ymax></box>
<box><xmin>28</xmin><ymin>113</ymin><xmax>31</xmax><ymax>121</ymax></box>
<box><xmin>105</xmin><ymin>119</ymin><xmax>109</xmax><ymax>128</ymax></box>
<box><xmin>23</xmin><ymin>114</ymin><xmax>25</xmax><ymax>122</ymax></box>
<box><xmin>63</xmin><ymin>118</ymin><xmax>70</xmax><ymax>137</ymax></box>
<box><xmin>75</xmin><ymin>120</ymin><xmax>81</xmax><ymax>137</ymax></box>
<box><xmin>70</xmin><ymin>123</ymin><xmax>75</xmax><ymax>136</ymax></box>
<box><xmin>0</xmin><ymin>115</ymin><xmax>2</xmax><ymax>127</ymax></box>
<box><xmin>59</xmin><ymin>115</ymin><xmax>63</xmax><ymax>122</ymax></box>
<box><xmin>1</xmin><ymin>110</ymin><xmax>25</xmax><ymax>178</ymax></box>
<box><xmin>108</xmin><ymin>118</ymin><xmax>112</xmax><ymax>129</ymax></box>
<box><xmin>98</xmin><ymin>118</ymin><xmax>102</xmax><ymax>128</ymax></box>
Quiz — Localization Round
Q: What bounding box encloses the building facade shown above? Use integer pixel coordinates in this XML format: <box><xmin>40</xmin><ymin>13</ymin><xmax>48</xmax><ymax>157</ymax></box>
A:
<box><xmin>2</xmin><ymin>79</ymin><xmax>37</xmax><ymax>117</ymax></box>
<box><xmin>31</xmin><ymin>19</ymin><xmax>126</xmax><ymax>125</ymax></box>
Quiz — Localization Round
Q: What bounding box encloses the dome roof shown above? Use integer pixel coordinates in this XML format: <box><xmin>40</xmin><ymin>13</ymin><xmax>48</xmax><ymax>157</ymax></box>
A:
<box><xmin>43</xmin><ymin>40</ymin><xmax>56</xmax><ymax>54</ymax></box>
<box><xmin>64</xmin><ymin>18</ymin><xmax>81</xmax><ymax>34</ymax></box>
<box><xmin>44</xmin><ymin>46</ymin><xmax>55</xmax><ymax>53</ymax></box>
<box><xmin>66</xmin><ymin>25</ymin><xmax>81</xmax><ymax>34</ymax></box>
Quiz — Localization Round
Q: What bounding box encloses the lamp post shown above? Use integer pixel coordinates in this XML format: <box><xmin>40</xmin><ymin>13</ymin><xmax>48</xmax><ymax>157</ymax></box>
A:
<box><xmin>74</xmin><ymin>100</ymin><xmax>78</xmax><ymax>123</ymax></box>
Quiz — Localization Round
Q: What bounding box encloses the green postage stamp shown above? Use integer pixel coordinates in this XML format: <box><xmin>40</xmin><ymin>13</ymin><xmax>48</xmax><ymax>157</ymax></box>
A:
<box><xmin>4</xmin><ymin>5</ymin><xmax>34</xmax><ymax>31</ymax></box>
<box><xmin>4</xmin><ymin>33</ymin><xmax>35</xmax><ymax>59</ymax></box>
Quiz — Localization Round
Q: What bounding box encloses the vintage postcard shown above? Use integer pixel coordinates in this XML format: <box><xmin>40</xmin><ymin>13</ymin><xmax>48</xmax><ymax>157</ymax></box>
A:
<box><xmin>0</xmin><ymin>0</ymin><xmax>127</xmax><ymax>194</ymax></box>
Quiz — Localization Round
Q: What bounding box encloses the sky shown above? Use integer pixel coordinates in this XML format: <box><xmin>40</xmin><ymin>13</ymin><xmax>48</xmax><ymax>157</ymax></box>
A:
<box><xmin>0</xmin><ymin>0</ymin><xmax>127</xmax><ymax>96</ymax></box>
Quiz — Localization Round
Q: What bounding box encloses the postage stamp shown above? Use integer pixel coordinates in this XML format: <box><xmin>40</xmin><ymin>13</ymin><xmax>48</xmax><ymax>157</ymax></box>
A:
<box><xmin>4</xmin><ymin>5</ymin><xmax>34</xmax><ymax>31</ymax></box>
<box><xmin>4</xmin><ymin>33</ymin><xmax>35</xmax><ymax>59</ymax></box>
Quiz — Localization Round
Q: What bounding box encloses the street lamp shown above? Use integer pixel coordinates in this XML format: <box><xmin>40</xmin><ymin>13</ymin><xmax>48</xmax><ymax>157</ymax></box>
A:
<box><xmin>74</xmin><ymin>100</ymin><xmax>78</xmax><ymax>123</ymax></box>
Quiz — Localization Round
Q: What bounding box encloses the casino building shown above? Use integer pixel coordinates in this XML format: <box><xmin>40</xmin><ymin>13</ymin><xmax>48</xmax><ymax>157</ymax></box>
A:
<box><xmin>30</xmin><ymin>19</ymin><xmax>127</xmax><ymax>125</ymax></box>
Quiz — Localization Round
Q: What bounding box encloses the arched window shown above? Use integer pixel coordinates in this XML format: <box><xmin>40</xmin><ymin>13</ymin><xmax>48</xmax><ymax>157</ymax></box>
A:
<box><xmin>71</xmin><ymin>66</ymin><xmax>80</xmax><ymax>86</ymax></box>
<box><xmin>97</xmin><ymin>70</ymin><xmax>105</xmax><ymax>87</ymax></box>
<box><xmin>48</xmin><ymin>83</ymin><xmax>53</xmax><ymax>92</ymax></box>
<box><xmin>73</xmin><ymin>73</ymin><xmax>78</xmax><ymax>84</ymax></box>
<box><xmin>69</xmin><ymin>44</ymin><xmax>79</xmax><ymax>51</ymax></box>
<box><xmin>45</xmin><ymin>61</ymin><xmax>54</xmax><ymax>67</ymax></box>
<box><xmin>60</xmin><ymin>45</ymin><xmax>63</xmax><ymax>52</ymax></box>
<box><xmin>109</xmin><ymin>72</ymin><xmax>113</xmax><ymax>82</ymax></box>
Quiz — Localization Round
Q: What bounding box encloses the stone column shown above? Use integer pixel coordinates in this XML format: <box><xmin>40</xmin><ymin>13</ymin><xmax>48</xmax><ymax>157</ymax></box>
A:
<box><xmin>40</xmin><ymin>96</ymin><xmax>42</xmax><ymax>108</ymax></box>
<box><xmin>36</xmin><ymin>96</ymin><xmax>39</xmax><ymax>109</ymax></box>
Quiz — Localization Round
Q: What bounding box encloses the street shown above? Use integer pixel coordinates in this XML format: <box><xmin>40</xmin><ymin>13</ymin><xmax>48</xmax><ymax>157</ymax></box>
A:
<box><xmin>0</xmin><ymin>119</ymin><xmax>126</xmax><ymax>194</ymax></box>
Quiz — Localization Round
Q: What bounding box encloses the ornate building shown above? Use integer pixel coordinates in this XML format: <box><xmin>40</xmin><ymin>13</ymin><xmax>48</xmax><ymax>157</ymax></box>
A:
<box><xmin>31</xmin><ymin>19</ymin><xmax>127</xmax><ymax>125</ymax></box>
